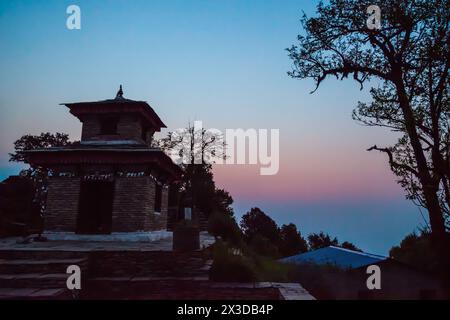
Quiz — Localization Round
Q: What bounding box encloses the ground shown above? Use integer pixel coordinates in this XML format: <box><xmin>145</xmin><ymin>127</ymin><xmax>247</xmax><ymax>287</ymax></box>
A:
<box><xmin>0</xmin><ymin>231</ymin><xmax>315</xmax><ymax>300</ymax></box>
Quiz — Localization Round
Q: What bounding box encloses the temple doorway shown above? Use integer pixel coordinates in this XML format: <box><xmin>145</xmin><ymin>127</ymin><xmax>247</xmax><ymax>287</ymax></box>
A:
<box><xmin>77</xmin><ymin>180</ymin><xmax>114</xmax><ymax>234</ymax></box>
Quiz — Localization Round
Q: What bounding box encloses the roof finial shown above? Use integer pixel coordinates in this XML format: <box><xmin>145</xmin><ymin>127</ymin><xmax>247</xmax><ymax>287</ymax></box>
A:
<box><xmin>116</xmin><ymin>85</ymin><xmax>124</xmax><ymax>99</ymax></box>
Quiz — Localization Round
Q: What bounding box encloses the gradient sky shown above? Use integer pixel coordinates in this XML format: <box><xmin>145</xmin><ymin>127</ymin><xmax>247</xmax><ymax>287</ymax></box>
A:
<box><xmin>0</xmin><ymin>0</ymin><xmax>426</xmax><ymax>254</ymax></box>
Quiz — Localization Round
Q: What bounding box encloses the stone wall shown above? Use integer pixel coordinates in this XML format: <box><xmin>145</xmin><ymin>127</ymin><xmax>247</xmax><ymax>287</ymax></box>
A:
<box><xmin>45</xmin><ymin>176</ymin><xmax>81</xmax><ymax>231</ymax></box>
<box><xmin>88</xmin><ymin>250</ymin><xmax>205</xmax><ymax>277</ymax></box>
<box><xmin>161</xmin><ymin>186</ymin><xmax>169</xmax><ymax>216</ymax></box>
<box><xmin>117</xmin><ymin>114</ymin><xmax>143</xmax><ymax>142</ymax></box>
<box><xmin>112</xmin><ymin>177</ymin><xmax>167</xmax><ymax>232</ymax></box>
<box><xmin>44</xmin><ymin>175</ymin><xmax>167</xmax><ymax>233</ymax></box>
<box><xmin>81</xmin><ymin>114</ymin><xmax>145</xmax><ymax>143</ymax></box>
<box><xmin>80</xmin><ymin>115</ymin><xmax>100</xmax><ymax>140</ymax></box>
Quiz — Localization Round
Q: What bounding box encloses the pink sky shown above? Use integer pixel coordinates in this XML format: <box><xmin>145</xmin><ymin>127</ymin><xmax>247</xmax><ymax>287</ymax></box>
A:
<box><xmin>212</xmin><ymin>135</ymin><xmax>403</xmax><ymax>203</ymax></box>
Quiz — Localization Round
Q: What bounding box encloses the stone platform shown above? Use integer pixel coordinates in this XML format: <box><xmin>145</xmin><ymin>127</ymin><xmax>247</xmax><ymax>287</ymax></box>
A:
<box><xmin>0</xmin><ymin>232</ymin><xmax>315</xmax><ymax>300</ymax></box>
<box><xmin>0</xmin><ymin>231</ymin><xmax>215</xmax><ymax>252</ymax></box>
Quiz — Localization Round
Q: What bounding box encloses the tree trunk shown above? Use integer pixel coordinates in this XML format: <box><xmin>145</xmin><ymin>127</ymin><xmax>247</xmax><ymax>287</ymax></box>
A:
<box><xmin>394</xmin><ymin>73</ymin><xmax>445</xmax><ymax>234</ymax></box>
<box><xmin>395</xmin><ymin>72</ymin><xmax>449</xmax><ymax>293</ymax></box>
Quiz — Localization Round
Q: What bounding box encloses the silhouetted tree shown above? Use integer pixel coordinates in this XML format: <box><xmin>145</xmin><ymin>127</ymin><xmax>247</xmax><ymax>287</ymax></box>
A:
<box><xmin>307</xmin><ymin>232</ymin><xmax>339</xmax><ymax>250</ymax></box>
<box><xmin>208</xmin><ymin>210</ymin><xmax>242</xmax><ymax>247</ymax></box>
<box><xmin>279</xmin><ymin>223</ymin><xmax>308</xmax><ymax>256</ymax></box>
<box><xmin>213</xmin><ymin>189</ymin><xmax>235</xmax><ymax>217</ymax></box>
<box><xmin>10</xmin><ymin>132</ymin><xmax>71</xmax><ymax>166</ymax></box>
<box><xmin>390</xmin><ymin>229</ymin><xmax>439</xmax><ymax>273</ymax></box>
<box><xmin>157</xmin><ymin>122</ymin><xmax>225</xmax><ymax>167</ymax></box>
<box><xmin>340</xmin><ymin>241</ymin><xmax>362</xmax><ymax>252</ymax></box>
<box><xmin>240</xmin><ymin>207</ymin><xmax>281</xmax><ymax>244</ymax></box>
<box><xmin>157</xmin><ymin>123</ymin><xmax>229</xmax><ymax>218</ymax></box>
<box><xmin>0</xmin><ymin>176</ymin><xmax>41</xmax><ymax>236</ymax></box>
<box><xmin>288</xmin><ymin>0</ymin><xmax>449</xmax><ymax>265</ymax></box>
<box><xmin>248</xmin><ymin>234</ymin><xmax>280</xmax><ymax>258</ymax></box>
<box><xmin>9</xmin><ymin>132</ymin><xmax>73</xmax><ymax>215</ymax></box>
<box><xmin>307</xmin><ymin>232</ymin><xmax>362</xmax><ymax>252</ymax></box>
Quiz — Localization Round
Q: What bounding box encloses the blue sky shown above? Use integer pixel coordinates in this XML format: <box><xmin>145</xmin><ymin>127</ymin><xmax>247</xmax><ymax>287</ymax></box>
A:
<box><xmin>0</xmin><ymin>0</ymin><xmax>425</xmax><ymax>254</ymax></box>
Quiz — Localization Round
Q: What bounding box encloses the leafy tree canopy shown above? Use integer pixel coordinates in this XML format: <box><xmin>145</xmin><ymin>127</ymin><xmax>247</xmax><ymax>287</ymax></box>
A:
<box><xmin>307</xmin><ymin>231</ymin><xmax>361</xmax><ymax>252</ymax></box>
<box><xmin>307</xmin><ymin>231</ymin><xmax>339</xmax><ymax>250</ymax></box>
<box><xmin>240</xmin><ymin>207</ymin><xmax>281</xmax><ymax>244</ymax></box>
<box><xmin>9</xmin><ymin>132</ymin><xmax>72</xmax><ymax>164</ymax></box>
<box><xmin>389</xmin><ymin>229</ymin><xmax>440</xmax><ymax>273</ymax></box>
<box><xmin>279</xmin><ymin>223</ymin><xmax>309</xmax><ymax>256</ymax></box>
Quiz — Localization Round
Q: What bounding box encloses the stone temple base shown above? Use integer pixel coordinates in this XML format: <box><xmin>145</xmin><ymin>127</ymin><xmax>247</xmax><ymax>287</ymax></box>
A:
<box><xmin>0</xmin><ymin>232</ymin><xmax>215</xmax><ymax>252</ymax></box>
<box><xmin>43</xmin><ymin>231</ymin><xmax>172</xmax><ymax>242</ymax></box>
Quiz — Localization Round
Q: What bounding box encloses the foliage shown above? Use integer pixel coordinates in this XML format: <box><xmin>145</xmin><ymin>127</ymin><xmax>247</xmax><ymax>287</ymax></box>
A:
<box><xmin>157</xmin><ymin>124</ymin><xmax>233</xmax><ymax>219</ymax></box>
<box><xmin>209</xmin><ymin>240</ymin><xmax>292</xmax><ymax>282</ymax></box>
<box><xmin>251</xmin><ymin>254</ymin><xmax>293</xmax><ymax>283</ymax></box>
<box><xmin>288</xmin><ymin>0</ymin><xmax>449</xmax><ymax>244</ymax></box>
<box><xmin>340</xmin><ymin>241</ymin><xmax>362</xmax><ymax>252</ymax></box>
<box><xmin>307</xmin><ymin>232</ymin><xmax>339</xmax><ymax>250</ymax></box>
<box><xmin>248</xmin><ymin>234</ymin><xmax>280</xmax><ymax>258</ymax></box>
<box><xmin>0</xmin><ymin>176</ymin><xmax>42</xmax><ymax>236</ymax></box>
<box><xmin>240</xmin><ymin>210</ymin><xmax>360</xmax><ymax>257</ymax></box>
<box><xmin>389</xmin><ymin>229</ymin><xmax>440</xmax><ymax>273</ymax></box>
<box><xmin>9</xmin><ymin>132</ymin><xmax>73</xmax><ymax>215</ymax></box>
<box><xmin>9</xmin><ymin>132</ymin><xmax>71</xmax><ymax>163</ymax></box>
<box><xmin>307</xmin><ymin>231</ymin><xmax>362</xmax><ymax>252</ymax></box>
<box><xmin>279</xmin><ymin>223</ymin><xmax>309</xmax><ymax>256</ymax></box>
<box><xmin>240</xmin><ymin>207</ymin><xmax>281</xmax><ymax>245</ymax></box>
<box><xmin>209</xmin><ymin>240</ymin><xmax>257</xmax><ymax>282</ymax></box>
<box><xmin>213</xmin><ymin>189</ymin><xmax>234</xmax><ymax>217</ymax></box>
<box><xmin>208</xmin><ymin>211</ymin><xmax>243</xmax><ymax>247</ymax></box>
<box><xmin>156</xmin><ymin>122</ymin><xmax>226</xmax><ymax>167</ymax></box>
<box><xmin>165</xmin><ymin>163</ymin><xmax>234</xmax><ymax>221</ymax></box>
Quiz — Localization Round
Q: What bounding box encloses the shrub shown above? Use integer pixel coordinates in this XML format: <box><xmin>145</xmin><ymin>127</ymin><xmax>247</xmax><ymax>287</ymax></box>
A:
<box><xmin>251</xmin><ymin>254</ymin><xmax>292</xmax><ymax>282</ymax></box>
<box><xmin>209</xmin><ymin>240</ymin><xmax>292</xmax><ymax>283</ymax></box>
<box><xmin>249</xmin><ymin>234</ymin><xmax>280</xmax><ymax>258</ymax></box>
<box><xmin>207</xmin><ymin>211</ymin><xmax>243</xmax><ymax>247</ymax></box>
<box><xmin>210</xmin><ymin>240</ymin><xmax>257</xmax><ymax>282</ymax></box>
<box><xmin>389</xmin><ymin>230</ymin><xmax>440</xmax><ymax>273</ymax></box>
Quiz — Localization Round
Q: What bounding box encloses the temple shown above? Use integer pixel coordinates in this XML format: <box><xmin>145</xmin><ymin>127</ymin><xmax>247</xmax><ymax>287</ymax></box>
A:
<box><xmin>24</xmin><ymin>86</ymin><xmax>182</xmax><ymax>234</ymax></box>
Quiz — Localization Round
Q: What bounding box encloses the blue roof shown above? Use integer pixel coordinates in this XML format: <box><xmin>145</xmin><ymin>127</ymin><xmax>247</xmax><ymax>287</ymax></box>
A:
<box><xmin>280</xmin><ymin>246</ymin><xmax>387</xmax><ymax>269</ymax></box>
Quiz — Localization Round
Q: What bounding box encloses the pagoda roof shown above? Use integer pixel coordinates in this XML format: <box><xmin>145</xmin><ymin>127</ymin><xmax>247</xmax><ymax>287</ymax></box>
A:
<box><xmin>23</xmin><ymin>145</ymin><xmax>182</xmax><ymax>181</ymax></box>
<box><xmin>61</xmin><ymin>89</ymin><xmax>166</xmax><ymax>131</ymax></box>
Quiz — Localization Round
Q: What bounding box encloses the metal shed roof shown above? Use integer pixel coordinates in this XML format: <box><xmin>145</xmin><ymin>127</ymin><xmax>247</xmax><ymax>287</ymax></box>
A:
<box><xmin>280</xmin><ymin>246</ymin><xmax>387</xmax><ymax>269</ymax></box>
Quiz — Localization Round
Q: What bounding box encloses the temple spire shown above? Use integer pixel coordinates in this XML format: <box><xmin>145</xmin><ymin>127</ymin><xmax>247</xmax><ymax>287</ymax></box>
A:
<box><xmin>116</xmin><ymin>85</ymin><xmax>124</xmax><ymax>99</ymax></box>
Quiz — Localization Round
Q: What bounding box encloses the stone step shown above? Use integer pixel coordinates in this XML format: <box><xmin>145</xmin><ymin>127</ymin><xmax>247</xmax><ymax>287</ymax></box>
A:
<box><xmin>87</xmin><ymin>276</ymin><xmax>210</xmax><ymax>296</ymax></box>
<box><xmin>92</xmin><ymin>269</ymin><xmax>209</xmax><ymax>278</ymax></box>
<box><xmin>91</xmin><ymin>275</ymin><xmax>210</xmax><ymax>283</ymax></box>
<box><xmin>0</xmin><ymin>273</ymin><xmax>69</xmax><ymax>288</ymax></box>
<box><xmin>0</xmin><ymin>250</ymin><xmax>88</xmax><ymax>260</ymax></box>
<box><xmin>88</xmin><ymin>254</ymin><xmax>209</xmax><ymax>277</ymax></box>
<box><xmin>0</xmin><ymin>288</ymin><xmax>71</xmax><ymax>300</ymax></box>
<box><xmin>0</xmin><ymin>258</ymin><xmax>88</xmax><ymax>274</ymax></box>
